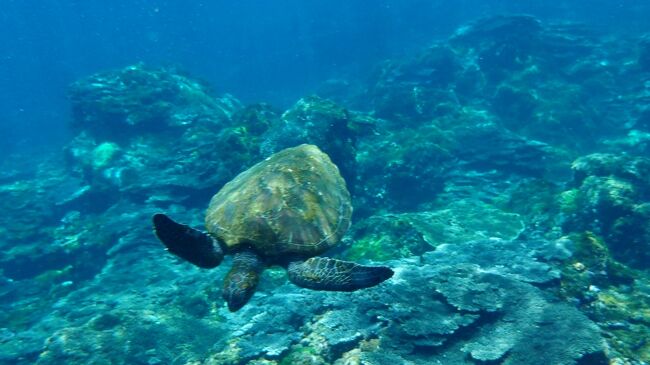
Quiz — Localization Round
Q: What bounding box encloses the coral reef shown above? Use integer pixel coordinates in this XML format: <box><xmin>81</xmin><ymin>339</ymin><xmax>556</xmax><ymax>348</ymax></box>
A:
<box><xmin>6</xmin><ymin>238</ymin><xmax>603</xmax><ymax>365</ymax></box>
<box><xmin>4</xmin><ymin>14</ymin><xmax>650</xmax><ymax>365</ymax></box>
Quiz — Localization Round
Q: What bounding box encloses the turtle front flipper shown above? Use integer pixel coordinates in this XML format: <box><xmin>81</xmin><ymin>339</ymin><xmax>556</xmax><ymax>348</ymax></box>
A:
<box><xmin>287</xmin><ymin>257</ymin><xmax>393</xmax><ymax>291</ymax></box>
<box><xmin>223</xmin><ymin>250</ymin><xmax>265</xmax><ymax>311</ymax></box>
<box><xmin>152</xmin><ymin>213</ymin><xmax>224</xmax><ymax>268</ymax></box>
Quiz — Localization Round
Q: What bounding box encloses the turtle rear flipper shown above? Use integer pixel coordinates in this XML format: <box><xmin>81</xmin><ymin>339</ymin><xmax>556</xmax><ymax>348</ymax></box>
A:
<box><xmin>152</xmin><ymin>213</ymin><xmax>224</xmax><ymax>268</ymax></box>
<box><xmin>287</xmin><ymin>257</ymin><xmax>393</xmax><ymax>291</ymax></box>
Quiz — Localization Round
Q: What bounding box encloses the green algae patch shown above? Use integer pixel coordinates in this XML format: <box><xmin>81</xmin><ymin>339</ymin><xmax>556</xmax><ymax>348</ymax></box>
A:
<box><xmin>345</xmin><ymin>234</ymin><xmax>400</xmax><ymax>262</ymax></box>
<box><xmin>590</xmin><ymin>286</ymin><xmax>650</xmax><ymax>362</ymax></box>
<box><xmin>559</xmin><ymin>232</ymin><xmax>634</xmax><ymax>300</ymax></box>
<box><xmin>557</xmin><ymin>232</ymin><xmax>650</xmax><ymax>362</ymax></box>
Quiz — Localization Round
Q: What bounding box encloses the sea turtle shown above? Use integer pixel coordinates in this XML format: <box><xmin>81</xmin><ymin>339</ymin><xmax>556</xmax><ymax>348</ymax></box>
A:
<box><xmin>153</xmin><ymin>144</ymin><xmax>393</xmax><ymax>311</ymax></box>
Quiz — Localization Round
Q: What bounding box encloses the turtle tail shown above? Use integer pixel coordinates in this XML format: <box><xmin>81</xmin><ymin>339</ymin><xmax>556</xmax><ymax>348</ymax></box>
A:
<box><xmin>152</xmin><ymin>213</ymin><xmax>224</xmax><ymax>268</ymax></box>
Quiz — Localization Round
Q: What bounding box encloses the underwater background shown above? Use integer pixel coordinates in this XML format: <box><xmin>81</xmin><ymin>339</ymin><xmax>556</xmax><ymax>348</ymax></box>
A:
<box><xmin>2</xmin><ymin>0</ymin><xmax>650</xmax><ymax>364</ymax></box>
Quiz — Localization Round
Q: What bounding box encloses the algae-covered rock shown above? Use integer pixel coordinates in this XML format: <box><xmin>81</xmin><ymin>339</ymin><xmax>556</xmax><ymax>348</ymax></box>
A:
<box><xmin>370</xmin><ymin>45</ymin><xmax>461</xmax><ymax>121</ymax></box>
<box><xmin>492</xmin><ymin>178</ymin><xmax>568</xmax><ymax>239</ymax></box>
<box><xmin>451</xmin><ymin>122</ymin><xmax>554</xmax><ymax>176</ymax></box>
<box><xmin>561</xmin><ymin>153</ymin><xmax>650</xmax><ymax>267</ymax></box>
<box><xmin>90</xmin><ymin>142</ymin><xmax>120</xmax><ymax>169</ymax></box>
<box><xmin>555</xmin><ymin>232</ymin><xmax>650</xmax><ymax>363</ymax></box>
<box><xmin>588</xmin><ymin>284</ymin><xmax>650</xmax><ymax>362</ymax></box>
<box><xmin>450</xmin><ymin>15</ymin><xmax>596</xmax><ymax>80</ymax></box>
<box><xmin>0</xmin><ymin>154</ymin><xmax>114</xmax><ymax>285</ymax></box>
<box><xmin>65</xmin><ymin>65</ymin><xmax>259</xmax><ymax>208</ymax></box>
<box><xmin>576</xmin><ymin>176</ymin><xmax>637</xmax><ymax>223</ymax></box>
<box><xmin>571</xmin><ymin>153</ymin><xmax>650</xmax><ymax>187</ymax></box>
<box><xmin>450</xmin><ymin>15</ymin><xmax>543</xmax><ymax>71</ymax></box>
<box><xmin>232</xmin><ymin>103</ymin><xmax>280</xmax><ymax>136</ymax></box>
<box><xmin>491</xmin><ymin>84</ymin><xmax>538</xmax><ymax>124</ymax></box>
<box><xmin>354</xmin><ymin>122</ymin><xmax>454</xmax><ymax>212</ymax></box>
<box><xmin>559</xmin><ymin>232</ymin><xmax>634</xmax><ymax>302</ymax></box>
<box><xmin>354</xmin><ymin>105</ymin><xmax>558</xmax><ymax>216</ymax></box>
<box><xmin>343</xmin><ymin>200</ymin><xmax>524</xmax><ymax>261</ymax></box>
<box><xmin>260</xmin><ymin>96</ymin><xmax>357</xmax><ymax>185</ymax></box>
<box><xmin>69</xmin><ymin>63</ymin><xmax>240</xmax><ymax>135</ymax></box>
<box><xmin>609</xmin><ymin>203</ymin><xmax>650</xmax><ymax>268</ymax></box>
<box><xmin>367</xmin><ymin>14</ymin><xmax>629</xmax><ymax>152</ymax></box>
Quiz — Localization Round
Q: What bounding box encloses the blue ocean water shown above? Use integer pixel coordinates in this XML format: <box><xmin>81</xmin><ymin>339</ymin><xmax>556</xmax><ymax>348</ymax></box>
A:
<box><xmin>2</xmin><ymin>1</ymin><xmax>650</xmax><ymax>364</ymax></box>
<box><xmin>2</xmin><ymin>0</ymin><xmax>649</xmax><ymax>154</ymax></box>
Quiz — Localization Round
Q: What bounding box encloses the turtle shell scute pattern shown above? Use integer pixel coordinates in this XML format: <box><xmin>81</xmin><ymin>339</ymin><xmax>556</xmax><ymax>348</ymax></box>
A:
<box><xmin>205</xmin><ymin>144</ymin><xmax>352</xmax><ymax>257</ymax></box>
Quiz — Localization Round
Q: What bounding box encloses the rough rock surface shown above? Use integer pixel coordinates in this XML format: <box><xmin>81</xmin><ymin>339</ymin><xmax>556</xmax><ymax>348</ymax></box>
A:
<box><xmin>7</xmin><ymin>238</ymin><xmax>603</xmax><ymax>365</ymax></box>
<box><xmin>561</xmin><ymin>153</ymin><xmax>650</xmax><ymax>267</ymax></box>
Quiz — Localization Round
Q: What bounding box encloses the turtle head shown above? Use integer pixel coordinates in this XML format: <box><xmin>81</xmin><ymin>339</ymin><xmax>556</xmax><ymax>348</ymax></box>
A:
<box><xmin>223</xmin><ymin>250</ymin><xmax>264</xmax><ymax>311</ymax></box>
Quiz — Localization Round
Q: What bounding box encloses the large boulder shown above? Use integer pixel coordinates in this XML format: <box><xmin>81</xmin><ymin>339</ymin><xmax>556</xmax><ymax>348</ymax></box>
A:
<box><xmin>65</xmin><ymin>64</ymin><xmax>251</xmax><ymax>207</ymax></box>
